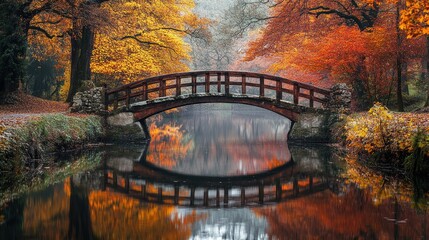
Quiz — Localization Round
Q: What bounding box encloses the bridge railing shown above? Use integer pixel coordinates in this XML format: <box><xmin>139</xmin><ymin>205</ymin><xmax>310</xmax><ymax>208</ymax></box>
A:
<box><xmin>105</xmin><ymin>71</ymin><xmax>331</xmax><ymax>110</ymax></box>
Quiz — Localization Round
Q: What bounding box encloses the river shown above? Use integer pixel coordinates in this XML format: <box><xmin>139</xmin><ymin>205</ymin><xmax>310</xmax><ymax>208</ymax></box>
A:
<box><xmin>0</xmin><ymin>104</ymin><xmax>428</xmax><ymax>239</ymax></box>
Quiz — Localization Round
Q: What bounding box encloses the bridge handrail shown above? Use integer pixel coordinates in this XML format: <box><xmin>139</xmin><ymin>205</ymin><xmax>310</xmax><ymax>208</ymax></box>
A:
<box><xmin>105</xmin><ymin>71</ymin><xmax>331</xmax><ymax>110</ymax></box>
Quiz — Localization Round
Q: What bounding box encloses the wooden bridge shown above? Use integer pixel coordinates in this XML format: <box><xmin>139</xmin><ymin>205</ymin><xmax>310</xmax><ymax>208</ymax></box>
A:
<box><xmin>105</xmin><ymin>71</ymin><xmax>331</xmax><ymax>123</ymax></box>
<box><xmin>102</xmin><ymin>160</ymin><xmax>335</xmax><ymax>208</ymax></box>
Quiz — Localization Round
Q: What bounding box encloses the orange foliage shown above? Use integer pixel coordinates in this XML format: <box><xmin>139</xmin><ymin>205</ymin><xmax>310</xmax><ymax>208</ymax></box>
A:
<box><xmin>23</xmin><ymin>184</ymin><xmax>70</xmax><ymax>239</ymax></box>
<box><xmin>89</xmin><ymin>190</ymin><xmax>201</xmax><ymax>239</ymax></box>
<box><xmin>256</xmin><ymin>186</ymin><xmax>429</xmax><ymax>239</ymax></box>
<box><xmin>146</xmin><ymin>123</ymin><xmax>193</xmax><ymax>168</ymax></box>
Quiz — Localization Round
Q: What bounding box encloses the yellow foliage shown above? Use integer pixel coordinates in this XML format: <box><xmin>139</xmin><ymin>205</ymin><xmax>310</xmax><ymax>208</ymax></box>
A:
<box><xmin>345</xmin><ymin>103</ymin><xmax>425</xmax><ymax>155</ymax></box>
<box><xmin>399</xmin><ymin>0</ymin><xmax>429</xmax><ymax>38</ymax></box>
<box><xmin>91</xmin><ymin>0</ymin><xmax>199</xmax><ymax>84</ymax></box>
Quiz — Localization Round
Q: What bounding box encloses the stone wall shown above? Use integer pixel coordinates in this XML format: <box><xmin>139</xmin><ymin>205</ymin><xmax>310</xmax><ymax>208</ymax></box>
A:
<box><xmin>70</xmin><ymin>87</ymin><xmax>107</xmax><ymax>114</ymax></box>
<box><xmin>324</xmin><ymin>83</ymin><xmax>352</xmax><ymax>114</ymax></box>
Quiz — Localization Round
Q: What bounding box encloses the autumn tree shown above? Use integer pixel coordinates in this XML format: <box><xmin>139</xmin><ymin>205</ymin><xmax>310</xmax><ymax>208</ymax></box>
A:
<box><xmin>91</xmin><ymin>0</ymin><xmax>207</xmax><ymax>85</ymax></box>
<box><xmin>400</xmin><ymin>0</ymin><xmax>429</xmax><ymax>107</ymax></box>
<box><xmin>0</xmin><ymin>0</ymin><xmax>57</xmax><ymax>102</ymax></box>
<box><xmin>239</xmin><ymin>0</ymin><xmax>425</xmax><ymax>110</ymax></box>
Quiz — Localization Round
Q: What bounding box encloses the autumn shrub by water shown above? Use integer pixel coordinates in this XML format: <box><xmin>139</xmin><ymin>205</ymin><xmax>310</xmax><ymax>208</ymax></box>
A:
<box><xmin>345</xmin><ymin>103</ymin><xmax>429</xmax><ymax>175</ymax></box>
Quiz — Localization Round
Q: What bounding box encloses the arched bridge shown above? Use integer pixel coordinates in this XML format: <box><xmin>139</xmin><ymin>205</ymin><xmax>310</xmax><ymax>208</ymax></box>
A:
<box><xmin>105</xmin><ymin>71</ymin><xmax>331</xmax><ymax>122</ymax></box>
<box><xmin>103</xmin><ymin>160</ymin><xmax>335</xmax><ymax>208</ymax></box>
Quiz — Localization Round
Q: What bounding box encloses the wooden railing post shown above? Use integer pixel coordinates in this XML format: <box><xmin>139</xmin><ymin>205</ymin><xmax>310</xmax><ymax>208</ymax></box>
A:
<box><xmin>125</xmin><ymin>176</ymin><xmax>130</xmax><ymax>193</ymax></box>
<box><xmin>276</xmin><ymin>80</ymin><xmax>282</xmax><ymax>102</ymax></box>
<box><xmin>190</xmin><ymin>186</ymin><xmax>195</xmax><ymax>206</ymax></box>
<box><xmin>205</xmin><ymin>73</ymin><xmax>210</xmax><ymax>93</ymax></box>
<box><xmin>203</xmin><ymin>189</ymin><xmax>209</xmax><ymax>206</ymax></box>
<box><xmin>258</xmin><ymin>183</ymin><xmax>264</xmax><ymax>204</ymax></box>
<box><xmin>293</xmin><ymin>178</ymin><xmax>299</xmax><ymax>196</ymax></box>
<box><xmin>309</xmin><ymin>89</ymin><xmax>314</xmax><ymax>108</ymax></box>
<box><xmin>216</xmin><ymin>188</ymin><xmax>220</xmax><ymax>207</ymax></box>
<box><xmin>241</xmin><ymin>187</ymin><xmax>245</xmax><ymax>206</ymax></box>
<box><xmin>293</xmin><ymin>83</ymin><xmax>300</xmax><ymax>105</ymax></box>
<box><xmin>225</xmin><ymin>72</ymin><xmax>230</xmax><ymax>95</ymax></box>
<box><xmin>142</xmin><ymin>82</ymin><xmax>147</xmax><ymax>101</ymax></box>
<box><xmin>176</xmin><ymin>76</ymin><xmax>181</xmax><ymax>96</ymax></box>
<box><xmin>192</xmin><ymin>75</ymin><xmax>196</xmax><ymax>94</ymax></box>
<box><xmin>174</xmin><ymin>185</ymin><xmax>180</xmax><ymax>204</ymax></box>
<box><xmin>259</xmin><ymin>77</ymin><xmax>264</xmax><ymax>97</ymax></box>
<box><xmin>276</xmin><ymin>179</ymin><xmax>282</xmax><ymax>202</ymax></box>
<box><xmin>103</xmin><ymin>84</ymin><xmax>108</xmax><ymax>111</ymax></box>
<box><xmin>125</xmin><ymin>87</ymin><xmax>131</xmax><ymax>109</ymax></box>
<box><xmin>217</xmin><ymin>73</ymin><xmax>221</xmax><ymax>93</ymax></box>
<box><xmin>113</xmin><ymin>92</ymin><xmax>119</xmax><ymax>110</ymax></box>
<box><xmin>159</xmin><ymin>78</ymin><xmax>165</xmax><ymax>97</ymax></box>
<box><xmin>158</xmin><ymin>187</ymin><xmax>163</xmax><ymax>203</ymax></box>
<box><xmin>141</xmin><ymin>184</ymin><xmax>147</xmax><ymax>199</ymax></box>
<box><xmin>241</xmin><ymin>74</ymin><xmax>246</xmax><ymax>94</ymax></box>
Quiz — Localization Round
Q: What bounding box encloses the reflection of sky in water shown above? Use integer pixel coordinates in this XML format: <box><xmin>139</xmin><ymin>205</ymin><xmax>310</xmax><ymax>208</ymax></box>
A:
<box><xmin>175</xmin><ymin>208</ymin><xmax>269</xmax><ymax>240</ymax></box>
<box><xmin>146</xmin><ymin>103</ymin><xmax>292</xmax><ymax>176</ymax></box>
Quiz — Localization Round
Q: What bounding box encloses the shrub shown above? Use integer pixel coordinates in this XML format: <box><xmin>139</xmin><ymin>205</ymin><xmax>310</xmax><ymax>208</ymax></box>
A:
<box><xmin>345</xmin><ymin>103</ymin><xmax>429</xmax><ymax>167</ymax></box>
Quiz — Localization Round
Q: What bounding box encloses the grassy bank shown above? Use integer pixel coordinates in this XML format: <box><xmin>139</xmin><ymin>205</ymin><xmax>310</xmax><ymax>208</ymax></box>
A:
<box><xmin>344</xmin><ymin>103</ymin><xmax>429</xmax><ymax>176</ymax></box>
<box><xmin>0</xmin><ymin>114</ymin><xmax>104</xmax><ymax>192</ymax></box>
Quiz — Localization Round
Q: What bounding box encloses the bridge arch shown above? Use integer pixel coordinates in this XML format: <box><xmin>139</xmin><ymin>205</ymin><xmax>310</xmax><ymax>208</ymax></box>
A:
<box><xmin>105</xmin><ymin>71</ymin><xmax>331</xmax><ymax>123</ymax></box>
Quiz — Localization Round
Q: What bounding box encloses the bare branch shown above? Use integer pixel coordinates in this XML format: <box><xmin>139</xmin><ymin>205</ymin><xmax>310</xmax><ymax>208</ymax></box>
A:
<box><xmin>119</xmin><ymin>34</ymin><xmax>178</xmax><ymax>54</ymax></box>
<box><xmin>28</xmin><ymin>25</ymin><xmax>64</xmax><ymax>38</ymax></box>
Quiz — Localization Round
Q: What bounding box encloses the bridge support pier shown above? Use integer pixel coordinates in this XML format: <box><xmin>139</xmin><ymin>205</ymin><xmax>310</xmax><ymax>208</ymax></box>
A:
<box><xmin>139</xmin><ymin>119</ymin><xmax>151</xmax><ymax>140</ymax></box>
<box><xmin>288</xmin><ymin>112</ymin><xmax>337</xmax><ymax>143</ymax></box>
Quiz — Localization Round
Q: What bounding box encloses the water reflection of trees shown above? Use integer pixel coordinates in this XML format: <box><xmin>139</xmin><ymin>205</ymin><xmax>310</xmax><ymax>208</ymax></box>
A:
<box><xmin>256</xmin><ymin>185</ymin><xmax>428</xmax><ymax>239</ymax></box>
<box><xmin>344</xmin><ymin>154</ymin><xmax>429</xmax><ymax>209</ymax></box>
<box><xmin>11</xmin><ymin>176</ymin><xmax>201</xmax><ymax>239</ymax></box>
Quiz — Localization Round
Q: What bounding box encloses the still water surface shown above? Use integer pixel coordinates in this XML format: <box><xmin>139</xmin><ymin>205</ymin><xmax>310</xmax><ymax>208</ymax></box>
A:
<box><xmin>0</xmin><ymin>104</ymin><xmax>428</xmax><ymax>239</ymax></box>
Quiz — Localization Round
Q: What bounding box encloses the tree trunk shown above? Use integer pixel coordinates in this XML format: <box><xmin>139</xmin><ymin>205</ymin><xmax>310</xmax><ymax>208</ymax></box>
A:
<box><xmin>401</xmin><ymin>60</ymin><xmax>408</xmax><ymax>95</ymax></box>
<box><xmin>396</xmin><ymin>2</ymin><xmax>404</xmax><ymax>112</ymax></box>
<box><xmin>66</xmin><ymin>26</ymin><xmax>95</xmax><ymax>103</ymax></box>
<box><xmin>424</xmin><ymin>36</ymin><xmax>429</xmax><ymax>107</ymax></box>
<box><xmin>68</xmin><ymin>177</ymin><xmax>93</xmax><ymax>239</ymax></box>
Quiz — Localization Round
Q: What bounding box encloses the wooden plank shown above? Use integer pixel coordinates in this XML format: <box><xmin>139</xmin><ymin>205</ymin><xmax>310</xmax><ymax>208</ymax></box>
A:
<box><xmin>309</xmin><ymin>89</ymin><xmax>314</xmax><ymax>108</ymax></box>
<box><xmin>260</xmin><ymin>77</ymin><xmax>264</xmax><ymax>97</ymax></box>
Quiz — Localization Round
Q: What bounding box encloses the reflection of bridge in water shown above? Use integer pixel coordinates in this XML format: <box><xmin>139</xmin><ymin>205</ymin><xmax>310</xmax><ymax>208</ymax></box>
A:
<box><xmin>102</xmin><ymin>158</ymin><xmax>336</xmax><ymax>208</ymax></box>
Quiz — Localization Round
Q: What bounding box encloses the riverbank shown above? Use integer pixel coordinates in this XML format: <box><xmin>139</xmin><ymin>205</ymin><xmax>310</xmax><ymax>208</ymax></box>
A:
<box><xmin>344</xmin><ymin>103</ymin><xmax>429</xmax><ymax>176</ymax></box>
<box><xmin>0</xmin><ymin>113</ymin><xmax>104</xmax><ymax>193</ymax></box>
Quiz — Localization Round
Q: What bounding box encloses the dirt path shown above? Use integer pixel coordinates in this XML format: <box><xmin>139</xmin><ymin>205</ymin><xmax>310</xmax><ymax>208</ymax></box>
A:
<box><xmin>0</xmin><ymin>93</ymin><xmax>69</xmax><ymax>128</ymax></box>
